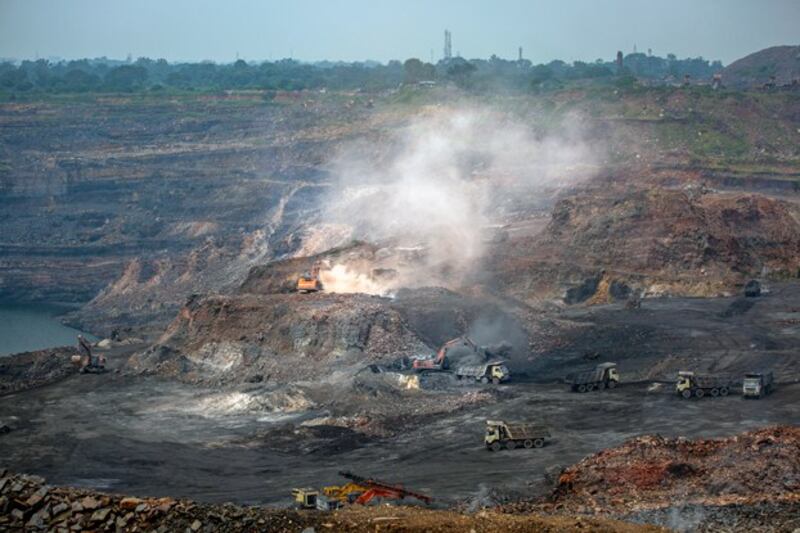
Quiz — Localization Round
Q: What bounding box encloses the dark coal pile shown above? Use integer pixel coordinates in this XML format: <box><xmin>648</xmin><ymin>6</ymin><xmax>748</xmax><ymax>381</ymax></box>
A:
<box><xmin>0</xmin><ymin>346</ymin><xmax>79</xmax><ymax>396</ymax></box>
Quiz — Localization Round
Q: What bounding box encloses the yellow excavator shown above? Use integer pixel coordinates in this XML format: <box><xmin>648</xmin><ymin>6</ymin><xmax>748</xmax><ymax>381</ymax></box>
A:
<box><xmin>323</xmin><ymin>482</ymin><xmax>368</xmax><ymax>504</ymax></box>
<box><xmin>296</xmin><ymin>262</ymin><xmax>323</xmax><ymax>293</ymax></box>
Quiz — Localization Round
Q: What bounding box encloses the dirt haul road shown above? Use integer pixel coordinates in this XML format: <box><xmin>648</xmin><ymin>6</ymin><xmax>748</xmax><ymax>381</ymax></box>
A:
<box><xmin>0</xmin><ymin>368</ymin><xmax>798</xmax><ymax>509</ymax></box>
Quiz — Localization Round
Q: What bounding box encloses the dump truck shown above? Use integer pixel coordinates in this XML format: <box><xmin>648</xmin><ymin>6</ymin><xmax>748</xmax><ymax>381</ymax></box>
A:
<box><xmin>455</xmin><ymin>361</ymin><xmax>510</xmax><ymax>384</ymax></box>
<box><xmin>485</xmin><ymin>420</ymin><xmax>550</xmax><ymax>451</ymax></box>
<box><xmin>566</xmin><ymin>362</ymin><xmax>619</xmax><ymax>392</ymax></box>
<box><xmin>676</xmin><ymin>371</ymin><xmax>732</xmax><ymax>399</ymax></box>
<box><xmin>742</xmin><ymin>371</ymin><xmax>774</xmax><ymax>399</ymax></box>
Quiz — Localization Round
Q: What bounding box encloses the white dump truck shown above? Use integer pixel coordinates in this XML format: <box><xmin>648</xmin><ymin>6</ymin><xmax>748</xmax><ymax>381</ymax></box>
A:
<box><xmin>455</xmin><ymin>361</ymin><xmax>510</xmax><ymax>384</ymax></box>
<box><xmin>742</xmin><ymin>371</ymin><xmax>774</xmax><ymax>399</ymax></box>
<box><xmin>485</xmin><ymin>420</ymin><xmax>550</xmax><ymax>451</ymax></box>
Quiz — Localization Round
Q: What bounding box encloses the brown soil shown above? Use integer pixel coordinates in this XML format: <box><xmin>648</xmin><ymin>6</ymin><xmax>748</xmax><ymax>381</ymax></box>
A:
<box><xmin>128</xmin><ymin>292</ymin><xmax>428</xmax><ymax>384</ymax></box>
<box><xmin>489</xmin><ymin>185</ymin><xmax>800</xmax><ymax>303</ymax></box>
<box><xmin>0</xmin><ymin>469</ymin><xmax>663</xmax><ymax>532</ymax></box>
<box><xmin>501</xmin><ymin>426</ymin><xmax>800</xmax><ymax>521</ymax></box>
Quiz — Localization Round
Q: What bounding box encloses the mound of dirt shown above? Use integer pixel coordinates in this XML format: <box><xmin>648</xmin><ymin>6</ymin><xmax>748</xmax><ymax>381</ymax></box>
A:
<box><xmin>495</xmin><ymin>426</ymin><xmax>800</xmax><ymax>530</ymax></box>
<box><xmin>550</xmin><ymin>426</ymin><xmax>799</xmax><ymax>514</ymax></box>
<box><xmin>0</xmin><ymin>346</ymin><xmax>79</xmax><ymax>396</ymax></box>
<box><xmin>128</xmin><ymin>292</ymin><xmax>429</xmax><ymax>384</ymax></box>
<box><xmin>722</xmin><ymin>45</ymin><xmax>800</xmax><ymax>88</ymax></box>
<box><xmin>490</xmin><ymin>187</ymin><xmax>800</xmax><ymax>302</ymax></box>
<box><xmin>0</xmin><ymin>469</ymin><xmax>662</xmax><ymax>532</ymax></box>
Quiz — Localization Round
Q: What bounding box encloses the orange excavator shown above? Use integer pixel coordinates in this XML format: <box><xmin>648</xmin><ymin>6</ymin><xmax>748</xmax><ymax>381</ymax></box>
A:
<box><xmin>412</xmin><ymin>336</ymin><xmax>479</xmax><ymax>372</ymax></box>
<box><xmin>296</xmin><ymin>262</ymin><xmax>323</xmax><ymax>293</ymax></box>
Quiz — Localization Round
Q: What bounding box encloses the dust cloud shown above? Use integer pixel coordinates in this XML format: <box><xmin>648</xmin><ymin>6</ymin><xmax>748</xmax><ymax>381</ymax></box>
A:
<box><xmin>308</xmin><ymin>106</ymin><xmax>597</xmax><ymax>294</ymax></box>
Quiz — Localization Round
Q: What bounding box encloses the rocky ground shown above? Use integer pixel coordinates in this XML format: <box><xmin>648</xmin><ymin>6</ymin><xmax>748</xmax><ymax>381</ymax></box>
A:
<box><xmin>0</xmin><ymin>346</ymin><xmax>78</xmax><ymax>395</ymax></box>
<box><xmin>2</xmin><ymin>84</ymin><xmax>800</xmax><ymax>531</ymax></box>
<box><xmin>500</xmin><ymin>426</ymin><xmax>800</xmax><ymax>532</ymax></box>
<box><xmin>486</xmin><ymin>178</ymin><xmax>800</xmax><ymax>303</ymax></box>
<box><xmin>3</xmin><ymin>426</ymin><xmax>797</xmax><ymax>532</ymax></box>
<box><xmin>0</xmin><ymin>469</ymin><xmax>665</xmax><ymax>532</ymax></box>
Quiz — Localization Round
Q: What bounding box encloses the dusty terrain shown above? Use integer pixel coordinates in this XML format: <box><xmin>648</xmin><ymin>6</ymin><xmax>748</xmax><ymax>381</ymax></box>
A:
<box><xmin>2</xmin><ymin>76</ymin><xmax>800</xmax><ymax>532</ymax></box>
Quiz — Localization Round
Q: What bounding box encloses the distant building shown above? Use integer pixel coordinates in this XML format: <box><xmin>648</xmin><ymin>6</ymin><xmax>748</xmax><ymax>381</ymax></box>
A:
<box><xmin>616</xmin><ymin>51</ymin><xmax>623</xmax><ymax>70</ymax></box>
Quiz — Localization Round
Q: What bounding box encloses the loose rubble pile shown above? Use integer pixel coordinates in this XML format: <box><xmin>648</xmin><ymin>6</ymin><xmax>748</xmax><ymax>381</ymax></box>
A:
<box><xmin>0</xmin><ymin>469</ymin><xmax>663</xmax><ymax>532</ymax></box>
<box><xmin>500</xmin><ymin>426</ymin><xmax>800</xmax><ymax>530</ymax></box>
<box><xmin>0</xmin><ymin>347</ymin><xmax>78</xmax><ymax>396</ymax></box>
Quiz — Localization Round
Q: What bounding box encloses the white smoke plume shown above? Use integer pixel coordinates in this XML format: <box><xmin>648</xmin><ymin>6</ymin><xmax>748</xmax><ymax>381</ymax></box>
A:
<box><xmin>310</xmin><ymin>106</ymin><xmax>597</xmax><ymax>294</ymax></box>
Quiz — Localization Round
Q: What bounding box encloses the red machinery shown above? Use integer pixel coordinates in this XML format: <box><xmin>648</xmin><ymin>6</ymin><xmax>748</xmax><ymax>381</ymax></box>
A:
<box><xmin>338</xmin><ymin>471</ymin><xmax>432</xmax><ymax>505</ymax></box>
<box><xmin>412</xmin><ymin>336</ymin><xmax>479</xmax><ymax>372</ymax></box>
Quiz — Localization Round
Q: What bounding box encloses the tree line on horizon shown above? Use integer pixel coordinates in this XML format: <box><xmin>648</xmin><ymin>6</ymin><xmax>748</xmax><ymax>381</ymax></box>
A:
<box><xmin>0</xmin><ymin>53</ymin><xmax>723</xmax><ymax>95</ymax></box>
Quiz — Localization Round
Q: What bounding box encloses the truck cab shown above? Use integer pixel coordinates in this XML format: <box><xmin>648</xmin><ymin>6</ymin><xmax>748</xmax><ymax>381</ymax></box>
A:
<box><xmin>600</xmin><ymin>363</ymin><xmax>619</xmax><ymax>384</ymax></box>
<box><xmin>291</xmin><ymin>488</ymin><xmax>319</xmax><ymax>509</ymax></box>
<box><xmin>676</xmin><ymin>371</ymin><xmax>694</xmax><ymax>395</ymax></box>
<box><xmin>484</xmin><ymin>421</ymin><xmax>506</xmax><ymax>448</ymax></box>
<box><xmin>490</xmin><ymin>363</ymin><xmax>510</xmax><ymax>382</ymax></box>
<box><xmin>743</xmin><ymin>372</ymin><xmax>773</xmax><ymax>399</ymax></box>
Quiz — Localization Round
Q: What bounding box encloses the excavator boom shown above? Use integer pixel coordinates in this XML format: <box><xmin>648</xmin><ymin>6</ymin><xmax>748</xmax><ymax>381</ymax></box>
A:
<box><xmin>338</xmin><ymin>471</ymin><xmax>432</xmax><ymax>505</ymax></box>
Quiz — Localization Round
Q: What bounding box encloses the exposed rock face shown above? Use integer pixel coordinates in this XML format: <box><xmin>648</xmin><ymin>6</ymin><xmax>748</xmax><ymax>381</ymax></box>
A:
<box><xmin>129</xmin><ymin>293</ymin><xmax>428</xmax><ymax>384</ymax></box>
<box><xmin>0</xmin><ymin>95</ymin><xmax>373</xmax><ymax>315</ymax></box>
<box><xmin>490</xmin><ymin>187</ymin><xmax>800</xmax><ymax>302</ymax></box>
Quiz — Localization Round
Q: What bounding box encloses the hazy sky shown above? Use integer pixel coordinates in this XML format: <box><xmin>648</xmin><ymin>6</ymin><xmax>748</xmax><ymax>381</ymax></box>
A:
<box><xmin>1</xmin><ymin>0</ymin><xmax>798</xmax><ymax>65</ymax></box>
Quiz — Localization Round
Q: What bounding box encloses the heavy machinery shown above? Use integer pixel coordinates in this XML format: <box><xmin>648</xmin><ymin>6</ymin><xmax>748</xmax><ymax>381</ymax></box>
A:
<box><xmin>566</xmin><ymin>362</ymin><xmax>619</xmax><ymax>392</ymax></box>
<box><xmin>412</xmin><ymin>336</ymin><xmax>479</xmax><ymax>372</ymax></box>
<box><xmin>676</xmin><ymin>371</ymin><xmax>732</xmax><ymax>399</ymax></box>
<box><xmin>290</xmin><ymin>488</ymin><xmax>340</xmax><ymax>511</ymax></box>
<box><xmin>485</xmin><ymin>420</ymin><xmax>550</xmax><ymax>451</ymax></box>
<box><xmin>742</xmin><ymin>371</ymin><xmax>774</xmax><ymax>399</ymax></box>
<box><xmin>323</xmin><ymin>482</ymin><xmax>369</xmax><ymax>505</ymax></box>
<box><xmin>296</xmin><ymin>262</ymin><xmax>323</xmax><ymax>293</ymax></box>
<box><xmin>455</xmin><ymin>361</ymin><xmax>509</xmax><ymax>384</ymax></box>
<box><xmin>70</xmin><ymin>335</ymin><xmax>106</xmax><ymax>374</ymax></box>
<box><xmin>291</xmin><ymin>488</ymin><xmax>319</xmax><ymax>509</ymax></box>
<box><xmin>337</xmin><ymin>471</ymin><xmax>432</xmax><ymax>505</ymax></box>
